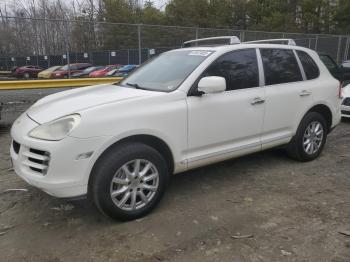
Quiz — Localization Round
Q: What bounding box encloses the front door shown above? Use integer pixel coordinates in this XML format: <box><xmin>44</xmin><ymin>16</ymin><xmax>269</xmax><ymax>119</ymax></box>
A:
<box><xmin>186</xmin><ymin>49</ymin><xmax>265</xmax><ymax>169</ymax></box>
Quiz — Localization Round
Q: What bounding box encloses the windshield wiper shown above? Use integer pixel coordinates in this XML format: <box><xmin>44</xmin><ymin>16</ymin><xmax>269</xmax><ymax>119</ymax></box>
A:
<box><xmin>125</xmin><ymin>82</ymin><xmax>145</xmax><ymax>89</ymax></box>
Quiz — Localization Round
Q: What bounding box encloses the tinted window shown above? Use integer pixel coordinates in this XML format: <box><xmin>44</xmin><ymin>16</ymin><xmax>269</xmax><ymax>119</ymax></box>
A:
<box><xmin>203</xmin><ymin>49</ymin><xmax>259</xmax><ymax>90</ymax></box>
<box><xmin>297</xmin><ymin>51</ymin><xmax>320</xmax><ymax>80</ymax></box>
<box><xmin>319</xmin><ymin>55</ymin><xmax>338</xmax><ymax>70</ymax></box>
<box><xmin>261</xmin><ymin>49</ymin><xmax>302</xmax><ymax>85</ymax></box>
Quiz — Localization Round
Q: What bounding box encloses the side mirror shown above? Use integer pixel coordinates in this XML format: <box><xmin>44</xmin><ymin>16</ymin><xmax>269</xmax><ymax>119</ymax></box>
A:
<box><xmin>198</xmin><ymin>76</ymin><xmax>226</xmax><ymax>94</ymax></box>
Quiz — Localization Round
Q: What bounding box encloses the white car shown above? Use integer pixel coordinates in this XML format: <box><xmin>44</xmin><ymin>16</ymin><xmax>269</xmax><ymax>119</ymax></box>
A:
<box><xmin>341</xmin><ymin>84</ymin><xmax>350</xmax><ymax>118</ymax></box>
<box><xmin>10</xmin><ymin>37</ymin><xmax>342</xmax><ymax>220</ymax></box>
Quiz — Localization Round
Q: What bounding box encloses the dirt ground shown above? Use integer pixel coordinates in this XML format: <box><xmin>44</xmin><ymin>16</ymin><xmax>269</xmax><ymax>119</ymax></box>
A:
<box><xmin>0</xmin><ymin>90</ymin><xmax>350</xmax><ymax>262</ymax></box>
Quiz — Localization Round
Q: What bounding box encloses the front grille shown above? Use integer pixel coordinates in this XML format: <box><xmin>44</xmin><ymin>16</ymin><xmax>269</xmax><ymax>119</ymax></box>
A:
<box><xmin>342</xmin><ymin>110</ymin><xmax>350</xmax><ymax>116</ymax></box>
<box><xmin>22</xmin><ymin>148</ymin><xmax>50</xmax><ymax>175</ymax></box>
<box><xmin>12</xmin><ymin>140</ymin><xmax>20</xmax><ymax>154</ymax></box>
<box><xmin>343</xmin><ymin>98</ymin><xmax>350</xmax><ymax>106</ymax></box>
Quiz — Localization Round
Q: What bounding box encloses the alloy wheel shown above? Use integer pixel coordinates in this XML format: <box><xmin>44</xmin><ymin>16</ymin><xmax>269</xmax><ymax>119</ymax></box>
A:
<box><xmin>110</xmin><ymin>159</ymin><xmax>159</xmax><ymax>211</ymax></box>
<box><xmin>302</xmin><ymin>121</ymin><xmax>324</xmax><ymax>155</ymax></box>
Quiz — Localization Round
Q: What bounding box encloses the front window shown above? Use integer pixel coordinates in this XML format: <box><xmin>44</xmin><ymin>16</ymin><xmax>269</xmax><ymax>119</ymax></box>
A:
<box><xmin>120</xmin><ymin>50</ymin><xmax>214</xmax><ymax>92</ymax></box>
<box><xmin>202</xmin><ymin>49</ymin><xmax>259</xmax><ymax>91</ymax></box>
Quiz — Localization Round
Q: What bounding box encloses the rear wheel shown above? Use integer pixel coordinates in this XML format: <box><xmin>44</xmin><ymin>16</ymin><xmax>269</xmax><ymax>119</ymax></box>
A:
<box><xmin>23</xmin><ymin>72</ymin><xmax>30</xmax><ymax>79</ymax></box>
<box><xmin>89</xmin><ymin>143</ymin><xmax>169</xmax><ymax>221</ymax></box>
<box><xmin>287</xmin><ymin>112</ymin><xmax>327</xmax><ymax>161</ymax></box>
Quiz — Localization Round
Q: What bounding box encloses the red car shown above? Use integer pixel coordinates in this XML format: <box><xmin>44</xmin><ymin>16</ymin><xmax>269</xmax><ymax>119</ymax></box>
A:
<box><xmin>51</xmin><ymin>63</ymin><xmax>92</xmax><ymax>78</ymax></box>
<box><xmin>89</xmin><ymin>64</ymin><xmax>122</xmax><ymax>78</ymax></box>
<box><xmin>13</xmin><ymin>65</ymin><xmax>44</xmax><ymax>79</ymax></box>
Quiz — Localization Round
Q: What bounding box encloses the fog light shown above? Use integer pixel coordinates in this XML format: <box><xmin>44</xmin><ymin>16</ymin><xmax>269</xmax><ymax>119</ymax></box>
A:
<box><xmin>76</xmin><ymin>151</ymin><xmax>93</xmax><ymax>160</ymax></box>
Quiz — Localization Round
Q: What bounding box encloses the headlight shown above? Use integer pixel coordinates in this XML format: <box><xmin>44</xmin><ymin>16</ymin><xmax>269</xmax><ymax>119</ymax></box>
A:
<box><xmin>29</xmin><ymin>114</ymin><xmax>81</xmax><ymax>141</ymax></box>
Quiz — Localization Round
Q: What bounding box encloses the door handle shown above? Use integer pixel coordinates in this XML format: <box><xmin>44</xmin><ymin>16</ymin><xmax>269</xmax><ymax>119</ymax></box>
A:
<box><xmin>300</xmin><ymin>90</ymin><xmax>312</xmax><ymax>97</ymax></box>
<box><xmin>251</xmin><ymin>97</ymin><xmax>265</xmax><ymax>105</ymax></box>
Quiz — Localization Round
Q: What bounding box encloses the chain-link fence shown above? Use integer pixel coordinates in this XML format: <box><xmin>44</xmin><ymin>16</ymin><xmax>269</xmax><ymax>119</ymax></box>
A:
<box><xmin>0</xmin><ymin>17</ymin><xmax>349</xmax><ymax>75</ymax></box>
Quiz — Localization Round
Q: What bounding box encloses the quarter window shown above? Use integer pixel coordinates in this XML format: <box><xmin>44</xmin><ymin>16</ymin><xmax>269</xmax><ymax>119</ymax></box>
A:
<box><xmin>203</xmin><ymin>49</ymin><xmax>259</xmax><ymax>91</ymax></box>
<box><xmin>297</xmin><ymin>51</ymin><xmax>320</xmax><ymax>80</ymax></box>
<box><xmin>260</xmin><ymin>48</ymin><xmax>303</xmax><ymax>85</ymax></box>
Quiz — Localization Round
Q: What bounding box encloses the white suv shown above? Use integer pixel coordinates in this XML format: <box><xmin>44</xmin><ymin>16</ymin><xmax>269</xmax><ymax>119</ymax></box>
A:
<box><xmin>10</xmin><ymin>37</ymin><xmax>342</xmax><ymax>220</ymax></box>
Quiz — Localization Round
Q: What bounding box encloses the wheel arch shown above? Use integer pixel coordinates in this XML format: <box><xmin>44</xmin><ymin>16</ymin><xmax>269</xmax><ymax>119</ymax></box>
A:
<box><xmin>88</xmin><ymin>134</ymin><xmax>175</xmax><ymax>191</ymax></box>
<box><xmin>305</xmin><ymin>104</ymin><xmax>333</xmax><ymax>133</ymax></box>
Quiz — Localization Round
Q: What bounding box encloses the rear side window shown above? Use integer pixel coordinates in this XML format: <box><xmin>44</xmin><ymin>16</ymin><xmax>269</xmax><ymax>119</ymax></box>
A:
<box><xmin>260</xmin><ymin>48</ymin><xmax>302</xmax><ymax>85</ymax></box>
<box><xmin>203</xmin><ymin>49</ymin><xmax>259</xmax><ymax>91</ymax></box>
<box><xmin>297</xmin><ymin>51</ymin><xmax>319</xmax><ymax>80</ymax></box>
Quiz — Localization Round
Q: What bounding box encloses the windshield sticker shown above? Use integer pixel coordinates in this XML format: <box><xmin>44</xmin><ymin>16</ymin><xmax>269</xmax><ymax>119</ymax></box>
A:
<box><xmin>188</xmin><ymin>51</ymin><xmax>212</xmax><ymax>57</ymax></box>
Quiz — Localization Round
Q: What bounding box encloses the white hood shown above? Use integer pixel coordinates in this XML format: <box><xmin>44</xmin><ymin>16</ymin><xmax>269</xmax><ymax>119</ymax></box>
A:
<box><xmin>27</xmin><ymin>84</ymin><xmax>156</xmax><ymax>123</ymax></box>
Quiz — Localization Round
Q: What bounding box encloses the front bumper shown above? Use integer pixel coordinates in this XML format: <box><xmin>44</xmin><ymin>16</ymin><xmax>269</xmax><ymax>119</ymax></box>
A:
<box><xmin>10</xmin><ymin>114</ymin><xmax>110</xmax><ymax>198</ymax></box>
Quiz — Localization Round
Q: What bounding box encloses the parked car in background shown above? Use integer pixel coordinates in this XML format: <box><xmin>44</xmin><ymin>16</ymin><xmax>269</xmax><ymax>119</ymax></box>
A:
<box><xmin>13</xmin><ymin>65</ymin><xmax>44</xmax><ymax>79</ymax></box>
<box><xmin>38</xmin><ymin>66</ymin><xmax>62</xmax><ymax>79</ymax></box>
<box><xmin>89</xmin><ymin>64</ymin><xmax>122</xmax><ymax>78</ymax></box>
<box><xmin>51</xmin><ymin>63</ymin><xmax>92</xmax><ymax>79</ymax></box>
<box><xmin>341</xmin><ymin>60</ymin><xmax>350</xmax><ymax>80</ymax></box>
<box><xmin>105</xmin><ymin>68</ymin><xmax>119</xmax><ymax>77</ymax></box>
<box><xmin>10</xmin><ymin>66</ymin><xmax>19</xmax><ymax>76</ymax></box>
<box><xmin>71</xmin><ymin>66</ymin><xmax>104</xmax><ymax>78</ymax></box>
<box><xmin>341</xmin><ymin>84</ymin><xmax>350</xmax><ymax>118</ymax></box>
<box><xmin>108</xmin><ymin>64</ymin><xmax>138</xmax><ymax>77</ymax></box>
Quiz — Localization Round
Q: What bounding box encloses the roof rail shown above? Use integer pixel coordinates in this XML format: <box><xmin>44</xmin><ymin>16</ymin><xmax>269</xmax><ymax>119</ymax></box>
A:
<box><xmin>182</xmin><ymin>36</ymin><xmax>241</xmax><ymax>48</ymax></box>
<box><xmin>244</xmin><ymin>39</ymin><xmax>297</xmax><ymax>46</ymax></box>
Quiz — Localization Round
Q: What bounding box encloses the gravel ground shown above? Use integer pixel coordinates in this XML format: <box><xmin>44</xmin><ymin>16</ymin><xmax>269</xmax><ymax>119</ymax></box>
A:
<box><xmin>0</xmin><ymin>88</ymin><xmax>74</xmax><ymax>125</ymax></box>
<box><xmin>0</xmin><ymin>89</ymin><xmax>350</xmax><ymax>261</ymax></box>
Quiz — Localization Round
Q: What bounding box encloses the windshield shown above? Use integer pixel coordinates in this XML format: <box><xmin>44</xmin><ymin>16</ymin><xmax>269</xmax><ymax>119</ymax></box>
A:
<box><xmin>120</xmin><ymin>65</ymin><xmax>135</xmax><ymax>71</ymax></box>
<box><xmin>83</xmin><ymin>67</ymin><xmax>99</xmax><ymax>73</ymax></box>
<box><xmin>107</xmin><ymin>69</ymin><xmax>117</xmax><ymax>76</ymax></box>
<box><xmin>120</xmin><ymin>50</ymin><xmax>213</xmax><ymax>92</ymax></box>
<box><xmin>47</xmin><ymin>66</ymin><xmax>61</xmax><ymax>72</ymax></box>
<box><xmin>60</xmin><ymin>65</ymin><xmax>70</xmax><ymax>71</ymax></box>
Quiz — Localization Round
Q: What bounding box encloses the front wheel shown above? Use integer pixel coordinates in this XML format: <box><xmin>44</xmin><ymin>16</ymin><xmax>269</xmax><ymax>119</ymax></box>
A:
<box><xmin>287</xmin><ymin>112</ymin><xmax>328</xmax><ymax>162</ymax></box>
<box><xmin>89</xmin><ymin>143</ymin><xmax>169</xmax><ymax>221</ymax></box>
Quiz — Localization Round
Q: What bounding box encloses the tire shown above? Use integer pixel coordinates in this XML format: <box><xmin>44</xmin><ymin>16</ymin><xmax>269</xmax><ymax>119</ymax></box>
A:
<box><xmin>89</xmin><ymin>143</ymin><xmax>170</xmax><ymax>221</ymax></box>
<box><xmin>23</xmin><ymin>72</ymin><xmax>30</xmax><ymax>79</ymax></box>
<box><xmin>287</xmin><ymin>112</ymin><xmax>328</xmax><ymax>162</ymax></box>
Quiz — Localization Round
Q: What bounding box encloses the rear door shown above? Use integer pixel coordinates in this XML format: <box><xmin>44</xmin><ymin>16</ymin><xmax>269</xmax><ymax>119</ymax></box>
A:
<box><xmin>260</xmin><ymin>48</ymin><xmax>315</xmax><ymax>149</ymax></box>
